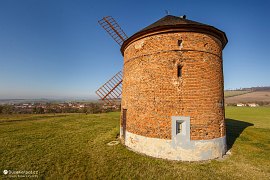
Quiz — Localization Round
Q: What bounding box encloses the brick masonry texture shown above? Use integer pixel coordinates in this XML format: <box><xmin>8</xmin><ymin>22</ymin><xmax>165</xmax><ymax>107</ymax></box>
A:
<box><xmin>121</xmin><ymin>32</ymin><xmax>226</xmax><ymax>140</ymax></box>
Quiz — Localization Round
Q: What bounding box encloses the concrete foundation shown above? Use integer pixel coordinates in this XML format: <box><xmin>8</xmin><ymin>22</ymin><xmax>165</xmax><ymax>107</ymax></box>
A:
<box><xmin>125</xmin><ymin>131</ymin><xmax>226</xmax><ymax>161</ymax></box>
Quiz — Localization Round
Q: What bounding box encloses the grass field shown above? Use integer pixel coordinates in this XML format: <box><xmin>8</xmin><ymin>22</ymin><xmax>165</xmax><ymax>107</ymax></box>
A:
<box><xmin>1</xmin><ymin>108</ymin><xmax>270</xmax><ymax>179</ymax></box>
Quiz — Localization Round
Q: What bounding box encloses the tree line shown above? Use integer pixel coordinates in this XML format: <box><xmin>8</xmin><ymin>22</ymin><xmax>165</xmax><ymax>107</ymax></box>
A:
<box><xmin>0</xmin><ymin>103</ymin><xmax>119</xmax><ymax>114</ymax></box>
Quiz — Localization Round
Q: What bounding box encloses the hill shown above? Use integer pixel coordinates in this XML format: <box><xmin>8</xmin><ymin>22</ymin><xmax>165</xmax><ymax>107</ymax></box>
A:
<box><xmin>225</xmin><ymin>91</ymin><xmax>270</xmax><ymax>104</ymax></box>
<box><xmin>224</xmin><ymin>90</ymin><xmax>250</xmax><ymax>98</ymax></box>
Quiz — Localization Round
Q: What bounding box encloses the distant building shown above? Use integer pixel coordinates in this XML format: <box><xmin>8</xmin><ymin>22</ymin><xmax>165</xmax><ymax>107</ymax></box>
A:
<box><xmin>237</xmin><ymin>103</ymin><xmax>246</xmax><ymax>107</ymax></box>
<box><xmin>79</xmin><ymin>105</ymin><xmax>85</xmax><ymax>108</ymax></box>
<box><xmin>247</xmin><ymin>103</ymin><xmax>259</xmax><ymax>107</ymax></box>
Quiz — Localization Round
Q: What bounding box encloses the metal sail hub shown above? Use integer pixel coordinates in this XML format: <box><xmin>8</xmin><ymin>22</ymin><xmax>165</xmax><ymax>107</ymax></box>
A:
<box><xmin>95</xmin><ymin>71</ymin><xmax>123</xmax><ymax>105</ymax></box>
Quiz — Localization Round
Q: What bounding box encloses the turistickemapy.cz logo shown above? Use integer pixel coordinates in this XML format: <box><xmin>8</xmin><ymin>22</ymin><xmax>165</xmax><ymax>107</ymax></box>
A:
<box><xmin>2</xmin><ymin>169</ymin><xmax>39</xmax><ymax>178</ymax></box>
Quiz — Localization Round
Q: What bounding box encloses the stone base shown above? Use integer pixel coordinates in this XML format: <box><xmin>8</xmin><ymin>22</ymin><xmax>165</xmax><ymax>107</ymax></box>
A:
<box><xmin>124</xmin><ymin>131</ymin><xmax>227</xmax><ymax>161</ymax></box>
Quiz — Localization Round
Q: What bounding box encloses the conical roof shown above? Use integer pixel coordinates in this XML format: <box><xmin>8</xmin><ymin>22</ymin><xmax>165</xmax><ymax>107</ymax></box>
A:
<box><xmin>121</xmin><ymin>15</ymin><xmax>228</xmax><ymax>54</ymax></box>
<box><xmin>140</xmin><ymin>15</ymin><xmax>206</xmax><ymax>32</ymax></box>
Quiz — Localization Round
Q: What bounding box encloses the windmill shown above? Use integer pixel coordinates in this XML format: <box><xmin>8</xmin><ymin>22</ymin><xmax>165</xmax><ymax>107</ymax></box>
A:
<box><xmin>95</xmin><ymin>16</ymin><xmax>128</xmax><ymax>105</ymax></box>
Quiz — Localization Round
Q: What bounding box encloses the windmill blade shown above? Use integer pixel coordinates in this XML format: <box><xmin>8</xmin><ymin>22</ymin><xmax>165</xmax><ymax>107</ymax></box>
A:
<box><xmin>98</xmin><ymin>16</ymin><xmax>128</xmax><ymax>46</ymax></box>
<box><xmin>96</xmin><ymin>71</ymin><xmax>123</xmax><ymax>105</ymax></box>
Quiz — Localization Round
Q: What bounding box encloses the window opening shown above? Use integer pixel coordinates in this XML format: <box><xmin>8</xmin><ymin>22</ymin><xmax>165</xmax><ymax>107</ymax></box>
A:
<box><xmin>177</xmin><ymin>66</ymin><xmax>182</xmax><ymax>77</ymax></box>
<box><xmin>178</xmin><ymin>39</ymin><xmax>182</xmax><ymax>46</ymax></box>
<box><xmin>176</xmin><ymin>121</ymin><xmax>183</xmax><ymax>134</ymax></box>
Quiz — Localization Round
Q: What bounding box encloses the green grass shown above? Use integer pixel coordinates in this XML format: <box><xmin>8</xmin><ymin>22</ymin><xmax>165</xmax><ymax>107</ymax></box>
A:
<box><xmin>0</xmin><ymin>108</ymin><xmax>269</xmax><ymax>179</ymax></box>
<box><xmin>224</xmin><ymin>90</ymin><xmax>250</xmax><ymax>98</ymax></box>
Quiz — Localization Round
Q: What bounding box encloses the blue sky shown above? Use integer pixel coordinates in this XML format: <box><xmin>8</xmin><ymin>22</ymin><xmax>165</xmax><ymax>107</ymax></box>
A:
<box><xmin>0</xmin><ymin>0</ymin><xmax>269</xmax><ymax>99</ymax></box>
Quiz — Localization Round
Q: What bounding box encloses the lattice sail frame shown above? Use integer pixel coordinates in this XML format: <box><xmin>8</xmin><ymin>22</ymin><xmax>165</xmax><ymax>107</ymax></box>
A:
<box><xmin>95</xmin><ymin>71</ymin><xmax>123</xmax><ymax>105</ymax></box>
<box><xmin>96</xmin><ymin>16</ymin><xmax>128</xmax><ymax>104</ymax></box>
<box><xmin>98</xmin><ymin>16</ymin><xmax>128</xmax><ymax>46</ymax></box>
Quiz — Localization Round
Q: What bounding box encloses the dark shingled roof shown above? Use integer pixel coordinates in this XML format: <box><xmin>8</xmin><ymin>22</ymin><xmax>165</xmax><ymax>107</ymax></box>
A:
<box><xmin>121</xmin><ymin>15</ymin><xmax>228</xmax><ymax>54</ymax></box>
<box><xmin>139</xmin><ymin>15</ymin><xmax>206</xmax><ymax>32</ymax></box>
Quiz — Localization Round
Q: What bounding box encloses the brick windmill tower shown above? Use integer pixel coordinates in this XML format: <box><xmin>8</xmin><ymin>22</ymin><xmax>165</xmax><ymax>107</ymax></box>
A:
<box><xmin>97</xmin><ymin>15</ymin><xmax>228</xmax><ymax>161</ymax></box>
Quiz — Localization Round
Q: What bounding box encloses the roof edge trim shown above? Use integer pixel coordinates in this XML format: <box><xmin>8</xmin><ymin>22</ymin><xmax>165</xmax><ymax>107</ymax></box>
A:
<box><xmin>121</xmin><ymin>24</ymin><xmax>228</xmax><ymax>55</ymax></box>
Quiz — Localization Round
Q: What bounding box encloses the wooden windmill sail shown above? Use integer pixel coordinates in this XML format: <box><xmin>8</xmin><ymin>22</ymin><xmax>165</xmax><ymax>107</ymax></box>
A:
<box><xmin>96</xmin><ymin>16</ymin><xmax>128</xmax><ymax>104</ymax></box>
<box><xmin>98</xmin><ymin>16</ymin><xmax>128</xmax><ymax>46</ymax></box>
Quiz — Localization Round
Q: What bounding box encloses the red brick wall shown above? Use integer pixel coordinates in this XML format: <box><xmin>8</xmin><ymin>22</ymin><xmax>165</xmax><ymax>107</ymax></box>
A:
<box><xmin>121</xmin><ymin>32</ymin><xmax>225</xmax><ymax>140</ymax></box>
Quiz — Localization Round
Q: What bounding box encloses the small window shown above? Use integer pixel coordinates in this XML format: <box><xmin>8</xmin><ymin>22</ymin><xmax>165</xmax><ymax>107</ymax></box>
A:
<box><xmin>176</xmin><ymin>121</ymin><xmax>183</xmax><ymax>134</ymax></box>
<box><xmin>177</xmin><ymin>66</ymin><xmax>182</xmax><ymax>77</ymax></box>
<box><xmin>178</xmin><ymin>40</ymin><xmax>182</xmax><ymax>46</ymax></box>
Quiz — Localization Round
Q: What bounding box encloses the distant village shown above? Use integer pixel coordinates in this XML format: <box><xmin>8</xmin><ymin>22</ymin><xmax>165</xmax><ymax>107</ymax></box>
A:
<box><xmin>0</xmin><ymin>101</ymin><xmax>120</xmax><ymax>114</ymax></box>
<box><xmin>235</xmin><ymin>103</ymin><xmax>259</xmax><ymax>107</ymax></box>
<box><xmin>0</xmin><ymin>100</ymin><xmax>266</xmax><ymax>114</ymax></box>
<box><xmin>226</xmin><ymin>102</ymin><xmax>269</xmax><ymax>107</ymax></box>
<box><xmin>1</xmin><ymin>86</ymin><xmax>269</xmax><ymax>114</ymax></box>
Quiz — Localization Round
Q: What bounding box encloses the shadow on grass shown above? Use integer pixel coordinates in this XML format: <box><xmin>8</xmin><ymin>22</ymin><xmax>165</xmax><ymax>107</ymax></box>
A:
<box><xmin>226</xmin><ymin>118</ymin><xmax>254</xmax><ymax>150</ymax></box>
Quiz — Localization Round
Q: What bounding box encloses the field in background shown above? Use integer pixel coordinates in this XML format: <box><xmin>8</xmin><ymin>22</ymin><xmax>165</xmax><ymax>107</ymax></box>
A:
<box><xmin>1</xmin><ymin>108</ymin><xmax>270</xmax><ymax>179</ymax></box>
<box><xmin>224</xmin><ymin>90</ymin><xmax>250</xmax><ymax>98</ymax></box>
<box><xmin>225</xmin><ymin>91</ymin><xmax>270</xmax><ymax>104</ymax></box>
